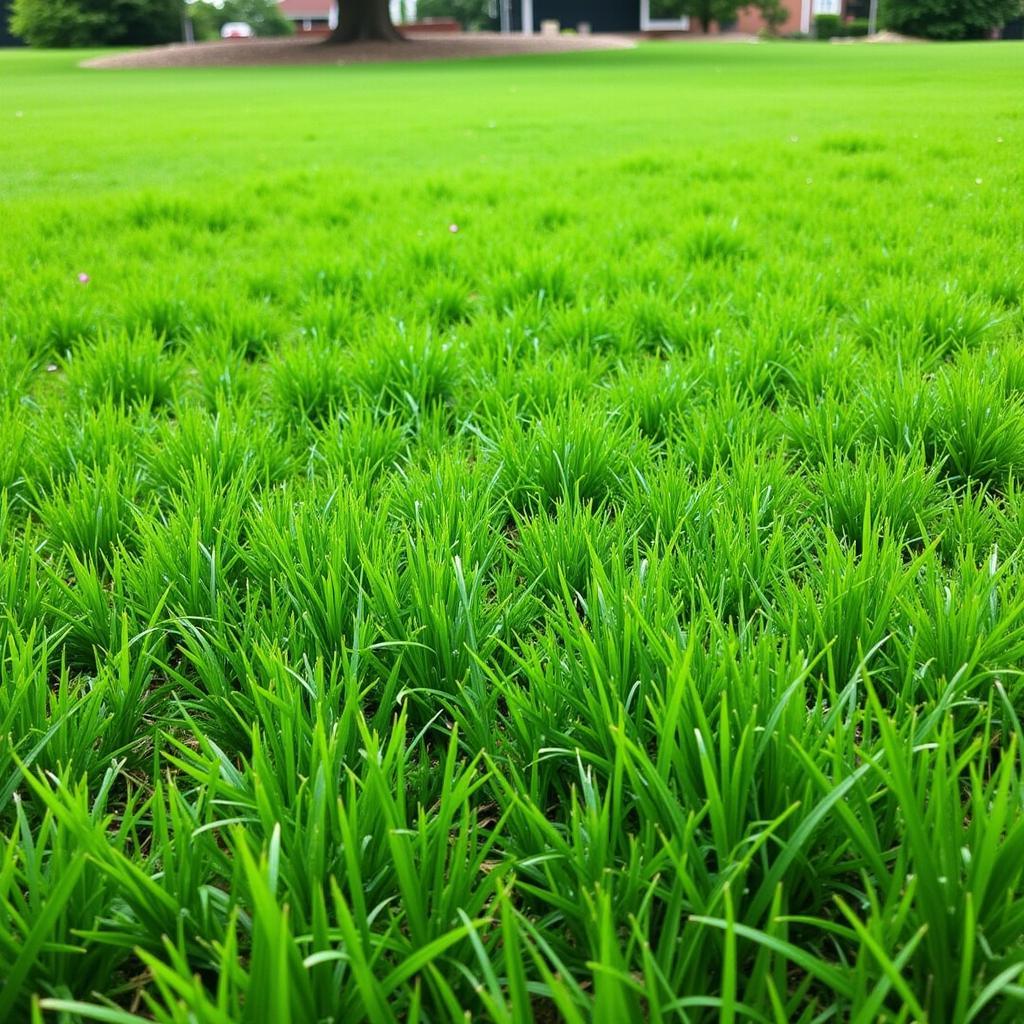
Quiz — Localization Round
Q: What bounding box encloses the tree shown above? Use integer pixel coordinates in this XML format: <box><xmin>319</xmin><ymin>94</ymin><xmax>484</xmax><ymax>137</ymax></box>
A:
<box><xmin>10</xmin><ymin>0</ymin><xmax>182</xmax><ymax>46</ymax></box>
<box><xmin>751</xmin><ymin>0</ymin><xmax>787</xmax><ymax>32</ymax></box>
<box><xmin>187</xmin><ymin>0</ymin><xmax>293</xmax><ymax>38</ymax></box>
<box><xmin>883</xmin><ymin>0</ymin><xmax>1022</xmax><ymax>37</ymax></box>
<box><xmin>416</xmin><ymin>0</ymin><xmax>496</xmax><ymax>30</ymax></box>
<box><xmin>329</xmin><ymin>0</ymin><xmax>404</xmax><ymax>41</ymax></box>
<box><xmin>653</xmin><ymin>0</ymin><xmax>740</xmax><ymax>33</ymax></box>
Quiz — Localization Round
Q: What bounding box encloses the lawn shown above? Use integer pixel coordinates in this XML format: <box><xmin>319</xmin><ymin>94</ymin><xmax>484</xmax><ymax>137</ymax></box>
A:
<box><xmin>2</xmin><ymin>38</ymin><xmax>1024</xmax><ymax>1022</ymax></box>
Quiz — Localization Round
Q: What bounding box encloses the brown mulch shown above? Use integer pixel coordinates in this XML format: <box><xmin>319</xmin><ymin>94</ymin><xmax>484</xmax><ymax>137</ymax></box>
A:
<box><xmin>82</xmin><ymin>32</ymin><xmax>637</xmax><ymax>70</ymax></box>
<box><xmin>863</xmin><ymin>30</ymin><xmax>927</xmax><ymax>42</ymax></box>
<box><xmin>831</xmin><ymin>30</ymin><xmax>928</xmax><ymax>43</ymax></box>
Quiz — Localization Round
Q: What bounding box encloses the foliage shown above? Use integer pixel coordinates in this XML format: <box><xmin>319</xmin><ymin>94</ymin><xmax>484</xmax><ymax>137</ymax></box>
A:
<box><xmin>186</xmin><ymin>0</ymin><xmax>294</xmax><ymax>39</ymax></box>
<box><xmin>2</xmin><ymin>40</ymin><xmax>1024</xmax><ymax>1023</ymax></box>
<box><xmin>415</xmin><ymin>0</ymin><xmax>496</xmax><ymax>30</ymax></box>
<box><xmin>814</xmin><ymin>11</ymin><xmax>843</xmax><ymax>34</ymax></box>
<box><xmin>646</xmin><ymin>0</ymin><xmax>742</xmax><ymax>30</ymax></box>
<box><xmin>675</xmin><ymin>0</ymin><xmax>742</xmax><ymax>31</ymax></box>
<box><xmin>883</xmin><ymin>0</ymin><xmax>1023</xmax><ymax>38</ymax></box>
<box><xmin>752</xmin><ymin>0</ymin><xmax>789</xmax><ymax>31</ymax></box>
<box><xmin>10</xmin><ymin>0</ymin><xmax>182</xmax><ymax>47</ymax></box>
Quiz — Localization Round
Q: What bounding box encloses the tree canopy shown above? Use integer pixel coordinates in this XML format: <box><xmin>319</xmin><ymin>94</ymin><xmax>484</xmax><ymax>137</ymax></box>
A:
<box><xmin>415</xmin><ymin>0</ymin><xmax>497</xmax><ymax>31</ymax></box>
<box><xmin>883</xmin><ymin>0</ymin><xmax>1022</xmax><ymax>38</ymax></box>
<box><xmin>10</xmin><ymin>0</ymin><xmax>182</xmax><ymax>46</ymax></box>
<box><xmin>679</xmin><ymin>0</ymin><xmax>741</xmax><ymax>31</ymax></box>
<box><xmin>653</xmin><ymin>0</ymin><xmax>784</xmax><ymax>33</ymax></box>
<box><xmin>187</xmin><ymin>0</ymin><xmax>293</xmax><ymax>39</ymax></box>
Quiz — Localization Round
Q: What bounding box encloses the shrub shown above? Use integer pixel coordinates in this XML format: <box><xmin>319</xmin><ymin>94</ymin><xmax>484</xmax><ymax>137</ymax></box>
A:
<box><xmin>883</xmin><ymin>0</ymin><xmax>1022</xmax><ymax>39</ymax></box>
<box><xmin>415</xmin><ymin>0</ymin><xmax>496</xmax><ymax>31</ymax></box>
<box><xmin>812</xmin><ymin>13</ymin><xmax>870</xmax><ymax>37</ymax></box>
<box><xmin>188</xmin><ymin>0</ymin><xmax>294</xmax><ymax>39</ymax></box>
<box><xmin>815</xmin><ymin>13</ymin><xmax>843</xmax><ymax>37</ymax></box>
<box><xmin>754</xmin><ymin>0</ymin><xmax>789</xmax><ymax>33</ymax></box>
<box><xmin>11</xmin><ymin>0</ymin><xmax>182</xmax><ymax>47</ymax></box>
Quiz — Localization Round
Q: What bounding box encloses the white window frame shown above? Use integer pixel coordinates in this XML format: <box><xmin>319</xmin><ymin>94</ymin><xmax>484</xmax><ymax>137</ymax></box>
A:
<box><xmin>640</xmin><ymin>0</ymin><xmax>690</xmax><ymax>29</ymax></box>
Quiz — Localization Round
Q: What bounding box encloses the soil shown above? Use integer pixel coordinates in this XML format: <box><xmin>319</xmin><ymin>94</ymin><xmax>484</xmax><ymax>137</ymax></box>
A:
<box><xmin>82</xmin><ymin>32</ymin><xmax>637</xmax><ymax>71</ymax></box>
<box><xmin>863</xmin><ymin>30</ymin><xmax>927</xmax><ymax>42</ymax></box>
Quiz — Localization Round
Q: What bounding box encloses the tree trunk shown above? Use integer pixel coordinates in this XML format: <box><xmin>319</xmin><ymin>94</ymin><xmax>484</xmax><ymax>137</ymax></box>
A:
<box><xmin>700</xmin><ymin>15</ymin><xmax>711</xmax><ymax>31</ymax></box>
<box><xmin>328</xmin><ymin>0</ymin><xmax>406</xmax><ymax>41</ymax></box>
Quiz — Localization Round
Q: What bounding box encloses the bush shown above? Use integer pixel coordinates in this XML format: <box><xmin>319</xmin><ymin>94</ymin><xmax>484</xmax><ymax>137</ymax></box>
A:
<box><xmin>415</xmin><ymin>0</ymin><xmax>496</xmax><ymax>30</ymax></box>
<box><xmin>813</xmin><ymin>13</ymin><xmax>871</xmax><ymax>37</ymax></box>
<box><xmin>754</xmin><ymin>0</ymin><xmax>789</xmax><ymax>32</ymax></box>
<box><xmin>188</xmin><ymin>0</ymin><xmax>293</xmax><ymax>39</ymax></box>
<box><xmin>814</xmin><ymin>12</ymin><xmax>843</xmax><ymax>36</ymax></box>
<box><xmin>10</xmin><ymin>0</ymin><xmax>182</xmax><ymax>47</ymax></box>
<box><xmin>883</xmin><ymin>0</ymin><xmax>1022</xmax><ymax>39</ymax></box>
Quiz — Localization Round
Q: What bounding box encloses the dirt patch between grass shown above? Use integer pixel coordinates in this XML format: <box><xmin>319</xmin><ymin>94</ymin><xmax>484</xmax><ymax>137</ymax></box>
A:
<box><xmin>82</xmin><ymin>32</ymin><xmax>637</xmax><ymax>70</ymax></box>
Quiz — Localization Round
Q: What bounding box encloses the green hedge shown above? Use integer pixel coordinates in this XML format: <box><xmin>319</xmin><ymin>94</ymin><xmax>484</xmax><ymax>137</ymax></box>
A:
<box><xmin>814</xmin><ymin>12</ymin><xmax>842</xmax><ymax>36</ymax></box>
<box><xmin>814</xmin><ymin>13</ymin><xmax>871</xmax><ymax>37</ymax></box>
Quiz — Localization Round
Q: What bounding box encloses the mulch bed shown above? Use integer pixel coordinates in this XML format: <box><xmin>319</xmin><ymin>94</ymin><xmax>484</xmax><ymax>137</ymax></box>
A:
<box><xmin>83</xmin><ymin>32</ymin><xmax>637</xmax><ymax>70</ymax></box>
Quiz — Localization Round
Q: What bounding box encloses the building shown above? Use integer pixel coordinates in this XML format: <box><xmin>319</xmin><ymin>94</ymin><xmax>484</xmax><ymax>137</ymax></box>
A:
<box><xmin>278</xmin><ymin>0</ymin><xmax>421</xmax><ymax>32</ymax></box>
<box><xmin>276</xmin><ymin>0</ymin><xmax>835</xmax><ymax>36</ymax></box>
<box><xmin>507</xmin><ymin>0</ymin><xmax>839</xmax><ymax>33</ymax></box>
<box><xmin>278</xmin><ymin>0</ymin><xmax>339</xmax><ymax>33</ymax></box>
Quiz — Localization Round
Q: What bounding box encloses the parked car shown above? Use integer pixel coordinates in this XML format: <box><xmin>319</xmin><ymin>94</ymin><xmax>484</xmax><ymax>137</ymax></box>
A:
<box><xmin>220</xmin><ymin>22</ymin><xmax>255</xmax><ymax>38</ymax></box>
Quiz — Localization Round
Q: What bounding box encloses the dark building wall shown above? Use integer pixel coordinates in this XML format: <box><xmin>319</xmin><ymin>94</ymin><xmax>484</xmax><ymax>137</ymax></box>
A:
<box><xmin>0</xmin><ymin>0</ymin><xmax>24</xmax><ymax>46</ymax></box>
<box><xmin>512</xmin><ymin>0</ymin><xmax>640</xmax><ymax>33</ymax></box>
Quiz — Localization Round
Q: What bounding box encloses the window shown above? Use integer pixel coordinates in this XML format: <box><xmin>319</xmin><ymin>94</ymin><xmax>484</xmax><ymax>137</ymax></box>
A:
<box><xmin>640</xmin><ymin>0</ymin><xmax>691</xmax><ymax>29</ymax></box>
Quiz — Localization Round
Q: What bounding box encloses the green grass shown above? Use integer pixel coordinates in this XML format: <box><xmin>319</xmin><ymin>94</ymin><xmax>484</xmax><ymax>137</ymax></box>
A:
<box><xmin>2</xmin><ymin>38</ymin><xmax>1024</xmax><ymax>1021</ymax></box>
